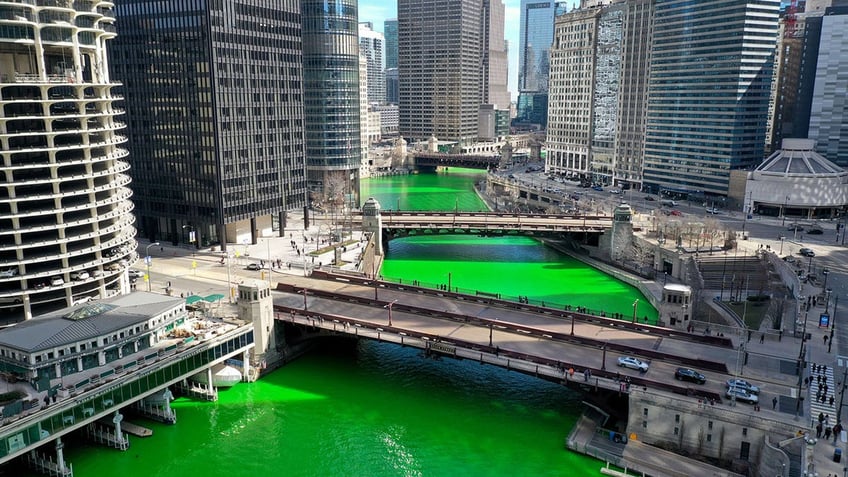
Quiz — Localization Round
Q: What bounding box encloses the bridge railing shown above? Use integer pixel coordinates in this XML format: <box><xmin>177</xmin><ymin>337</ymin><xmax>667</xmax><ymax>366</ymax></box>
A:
<box><xmin>273</xmin><ymin>306</ymin><xmax>724</xmax><ymax>404</ymax></box>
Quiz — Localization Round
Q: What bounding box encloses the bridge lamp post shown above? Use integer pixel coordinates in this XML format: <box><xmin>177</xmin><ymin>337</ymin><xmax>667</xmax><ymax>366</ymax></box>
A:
<box><xmin>632</xmin><ymin>299</ymin><xmax>639</xmax><ymax>324</ymax></box>
<box><xmin>145</xmin><ymin>242</ymin><xmax>159</xmax><ymax>292</ymax></box>
<box><xmin>782</xmin><ymin>195</ymin><xmax>790</xmax><ymax>226</ymax></box>
<box><xmin>601</xmin><ymin>343</ymin><xmax>607</xmax><ymax>371</ymax></box>
<box><xmin>300</xmin><ymin>288</ymin><xmax>308</xmax><ymax>311</ymax></box>
<box><xmin>447</xmin><ymin>272</ymin><xmax>452</xmax><ymax>293</ymax></box>
<box><xmin>779</xmin><ymin>236</ymin><xmax>786</xmax><ymax>256</ymax></box>
<box><xmin>385</xmin><ymin>299</ymin><xmax>397</xmax><ymax>327</ymax></box>
<box><xmin>570</xmin><ymin>314</ymin><xmax>575</xmax><ymax>336</ymax></box>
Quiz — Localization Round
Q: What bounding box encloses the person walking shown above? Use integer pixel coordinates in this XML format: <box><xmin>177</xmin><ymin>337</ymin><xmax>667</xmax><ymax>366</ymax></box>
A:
<box><xmin>772</xmin><ymin>396</ymin><xmax>778</xmax><ymax>410</ymax></box>
<box><xmin>825</xmin><ymin>427</ymin><xmax>832</xmax><ymax>440</ymax></box>
<box><xmin>833</xmin><ymin>423</ymin><xmax>843</xmax><ymax>443</ymax></box>
<box><xmin>817</xmin><ymin>422</ymin><xmax>823</xmax><ymax>438</ymax></box>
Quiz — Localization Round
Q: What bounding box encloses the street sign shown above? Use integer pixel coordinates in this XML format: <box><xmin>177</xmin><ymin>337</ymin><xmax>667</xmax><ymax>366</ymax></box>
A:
<box><xmin>820</xmin><ymin>313</ymin><xmax>830</xmax><ymax>328</ymax></box>
<box><xmin>188</xmin><ymin>231</ymin><xmax>196</xmax><ymax>243</ymax></box>
<box><xmin>144</xmin><ymin>256</ymin><xmax>152</xmax><ymax>265</ymax></box>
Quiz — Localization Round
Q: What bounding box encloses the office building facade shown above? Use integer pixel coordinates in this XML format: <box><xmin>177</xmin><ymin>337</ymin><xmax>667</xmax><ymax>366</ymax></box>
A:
<box><xmin>111</xmin><ymin>0</ymin><xmax>307</xmax><ymax>248</ymax></box>
<box><xmin>808</xmin><ymin>6</ymin><xmax>848</xmax><ymax>166</ymax></box>
<box><xmin>482</xmin><ymin>0</ymin><xmax>511</xmax><ymax>110</ymax></box>
<box><xmin>642</xmin><ymin>0</ymin><xmax>780</xmax><ymax>197</ymax></box>
<box><xmin>384</xmin><ymin>19</ymin><xmax>398</xmax><ymax>69</ymax></box>
<box><xmin>359</xmin><ymin>22</ymin><xmax>385</xmax><ymax>104</ymax></box>
<box><xmin>302</xmin><ymin>0</ymin><xmax>361</xmax><ymax>202</ymax></box>
<box><xmin>0</xmin><ymin>0</ymin><xmax>136</xmax><ymax>319</ymax></box>
<box><xmin>385</xmin><ymin>67</ymin><xmax>399</xmax><ymax>104</ymax></box>
<box><xmin>516</xmin><ymin>1</ymin><xmax>567</xmax><ymax>127</ymax></box>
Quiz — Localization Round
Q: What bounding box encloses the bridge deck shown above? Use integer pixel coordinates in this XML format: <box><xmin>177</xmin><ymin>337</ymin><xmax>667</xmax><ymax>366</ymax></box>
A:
<box><xmin>376</xmin><ymin>211</ymin><xmax>614</xmax><ymax>233</ymax></box>
<box><xmin>271</xmin><ymin>274</ymin><xmax>799</xmax><ymax>408</ymax></box>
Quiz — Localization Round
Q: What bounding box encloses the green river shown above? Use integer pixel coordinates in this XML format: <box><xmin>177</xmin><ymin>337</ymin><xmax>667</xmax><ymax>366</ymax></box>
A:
<box><xmin>23</xmin><ymin>168</ymin><xmax>656</xmax><ymax>477</ymax></box>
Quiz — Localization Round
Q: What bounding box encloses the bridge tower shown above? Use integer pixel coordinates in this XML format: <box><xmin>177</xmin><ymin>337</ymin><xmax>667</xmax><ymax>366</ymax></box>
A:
<box><xmin>362</xmin><ymin>197</ymin><xmax>384</xmax><ymax>257</ymax></box>
<box><xmin>499</xmin><ymin>142</ymin><xmax>513</xmax><ymax>169</ymax></box>
<box><xmin>600</xmin><ymin>203</ymin><xmax>634</xmax><ymax>262</ymax></box>
<box><xmin>238</xmin><ymin>280</ymin><xmax>280</xmax><ymax>374</ymax></box>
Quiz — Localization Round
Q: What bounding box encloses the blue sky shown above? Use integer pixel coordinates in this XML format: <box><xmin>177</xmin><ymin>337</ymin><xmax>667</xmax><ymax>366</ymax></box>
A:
<box><xmin>358</xmin><ymin>0</ymin><xmax>580</xmax><ymax>102</ymax></box>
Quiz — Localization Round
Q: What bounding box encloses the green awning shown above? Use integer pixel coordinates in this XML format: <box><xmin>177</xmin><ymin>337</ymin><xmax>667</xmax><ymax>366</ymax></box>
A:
<box><xmin>185</xmin><ymin>295</ymin><xmax>204</xmax><ymax>305</ymax></box>
<box><xmin>203</xmin><ymin>293</ymin><xmax>225</xmax><ymax>302</ymax></box>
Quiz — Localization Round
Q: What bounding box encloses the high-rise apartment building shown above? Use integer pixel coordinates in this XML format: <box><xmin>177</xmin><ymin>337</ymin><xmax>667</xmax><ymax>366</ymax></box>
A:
<box><xmin>483</xmin><ymin>0</ymin><xmax>511</xmax><ymax>110</ymax></box>
<box><xmin>642</xmin><ymin>0</ymin><xmax>780</xmax><ymax>196</ymax></box>
<box><xmin>384</xmin><ymin>19</ymin><xmax>398</xmax><ymax>70</ymax></box>
<box><xmin>398</xmin><ymin>0</ymin><xmax>507</xmax><ymax>143</ymax></box>
<box><xmin>516</xmin><ymin>1</ymin><xmax>567</xmax><ymax>127</ymax></box>
<box><xmin>808</xmin><ymin>6</ymin><xmax>848</xmax><ymax>166</ymax></box>
<box><xmin>359</xmin><ymin>22</ymin><xmax>386</xmax><ymax>104</ymax></box>
<box><xmin>111</xmin><ymin>0</ymin><xmax>307</xmax><ymax>248</ymax></box>
<box><xmin>385</xmin><ymin>68</ymin><xmax>399</xmax><ymax>104</ymax></box>
<box><xmin>0</xmin><ymin>0</ymin><xmax>136</xmax><ymax>319</ymax></box>
<box><xmin>302</xmin><ymin>0</ymin><xmax>361</xmax><ymax>201</ymax></box>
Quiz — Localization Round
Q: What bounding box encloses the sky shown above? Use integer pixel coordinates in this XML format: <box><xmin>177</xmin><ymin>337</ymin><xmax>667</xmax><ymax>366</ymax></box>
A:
<box><xmin>358</xmin><ymin>0</ymin><xmax>581</xmax><ymax>103</ymax></box>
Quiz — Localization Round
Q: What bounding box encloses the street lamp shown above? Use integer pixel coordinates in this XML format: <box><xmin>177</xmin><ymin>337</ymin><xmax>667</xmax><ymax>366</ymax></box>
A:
<box><xmin>823</xmin><ymin>268</ymin><xmax>830</xmax><ymax>295</ymax></box>
<box><xmin>632</xmin><ymin>299</ymin><xmax>639</xmax><ymax>323</ymax></box>
<box><xmin>385</xmin><ymin>299</ymin><xmax>397</xmax><ymax>327</ymax></box>
<box><xmin>145</xmin><ymin>242</ymin><xmax>159</xmax><ymax>292</ymax></box>
<box><xmin>300</xmin><ymin>288</ymin><xmax>308</xmax><ymax>311</ymax></box>
<box><xmin>782</xmin><ymin>195</ymin><xmax>790</xmax><ymax>226</ymax></box>
<box><xmin>570</xmin><ymin>314</ymin><xmax>575</xmax><ymax>336</ymax></box>
<box><xmin>779</xmin><ymin>236</ymin><xmax>786</xmax><ymax>256</ymax></box>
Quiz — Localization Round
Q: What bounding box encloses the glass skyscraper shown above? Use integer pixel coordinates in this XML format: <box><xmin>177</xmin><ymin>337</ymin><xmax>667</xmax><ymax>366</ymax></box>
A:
<box><xmin>516</xmin><ymin>1</ymin><xmax>567</xmax><ymax>126</ymax></box>
<box><xmin>642</xmin><ymin>0</ymin><xmax>780</xmax><ymax>196</ymax></box>
<box><xmin>384</xmin><ymin>19</ymin><xmax>398</xmax><ymax>70</ymax></box>
<box><xmin>110</xmin><ymin>0</ymin><xmax>307</xmax><ymax>248</ymax></box>
<box><xmin>302</xmin><ymin>0</ymin><xmax>361</xmax><ymax>200</ymax></box>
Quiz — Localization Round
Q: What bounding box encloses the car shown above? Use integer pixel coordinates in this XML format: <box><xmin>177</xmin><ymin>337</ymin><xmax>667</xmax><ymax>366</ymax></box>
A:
<box><xmin>591</xmin><ymin>185</ymin><xmax>604</xmax><ymax>192</ymax></box>
<box><xmin>799</xmin><ymin>248</ymin><xmax>815</xmax><ymax>257</ymax></box>
<box><xmin>670</xmin><ymin>210</ymin><xmax>683</xmax><ymax>216</ymax></box>
<box><xmin>609</xmin><ymin>188</ymin><xmax>621</xmax><ymax>194</ymax></box>
<box><xmin>725</xmin><ymin>387</ymin><xmax>759</xmax><ymax>404</ymax></box>
<box><xmin>705</xmin><ymin>207</ymin><xmax>721</xmax><ymax>214</ymax></box>
<box><xmin>617</xmin><ymin>356</ymin><xmax>649</xmax><ymax>372</ymax></box>
<box><xmin>788</xmin><ymin>224</ymin><xmax>804</xmax><ymax>232</ymax></box>
<box><xmin>0</xmin><ymin>296</ymin><xmax>23</xmax><ymax>305</ymax></box>
<box><xmin>245</xmin><ymin>263</ymin><xmax>261</xmax><ymax>271</ymax></box>
<box><xmin>0</xmin><ymin>268</ymin><xmax>18</xmax><ymax>278</ymax></box>
<box><xmin>50</xmin><ymin>276</ymin><xmax>64</xmax><ymax>286</ymax></box>
<box><xmin>69</xmin><ymin>270</ymin><xmax>89</xmax><ymax>281</ymax></box>
<box><xmin>570</xmin><ymin>194</ymin><xmax>581</xmax><ymax>201</ymax></box>
<box><xmin>807</xmin><ymin>227</ymin><xmax>823</xmax><ymax>235</ymax></box>
<box><xmin>128</xmin><ymin>269</ymin><xmax>144</xmax><ymax>279</ymax></box>
<box><xmin>675</xmin><ymin>368</ymin><xmax>706</xmax><ymax>384</ymax></box>
<box><xmin>725</xmin><ymin>379</ymin><xmax>760</xmax><ymax>394</ymax></box>
<box><xmin>644</xmin><ymin>196</ymin><xmax>656</xmax><ymax>201</ymax></box>
<box><xmin>91</xmin><ymin>269</ymin><xmax>104</xmax><ymax>278</ymax></box>
<box><xmin>73</xmin><ymin>296</ymin><xmax>94</xmax><ymax>306</ymax></box>
<box><xmin>106</xmin><ymin>263</ymin><xmax>122</xmax><ymax>271</ymax></box>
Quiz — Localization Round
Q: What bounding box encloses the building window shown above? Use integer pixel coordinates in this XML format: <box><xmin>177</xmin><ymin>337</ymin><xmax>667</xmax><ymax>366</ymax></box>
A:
<box><xmin>675</xmin><ymin>414</ymin><xmax>680</xmax><ymax>423</ymax></box>
<box><xmin>643</xmin><ymin>408</ymin><xmax>648</xmax><ymax>417</ymax></box>
<box><xmin>742</xmin><ymin>428</ymin><xmax>748</xmax><ymax>436</ymax></box>
<box><xmin>708</xmin><ymin>421</ymin><xmax>713</xmax><ymax>430</ymax></box>
<box><xmin>674</xmin><ymin>427</ymin><xmax>679</xmax><ymax>435</ymax></box>
<box><xmin>642</xmin><ymin>420</ymin><xmax>647</xmax><ymax>428</ymax></box>
<box><xmin>707</xmin><ymin>434</ymin><xmax>712</xmax><ymax>442</ymax></box>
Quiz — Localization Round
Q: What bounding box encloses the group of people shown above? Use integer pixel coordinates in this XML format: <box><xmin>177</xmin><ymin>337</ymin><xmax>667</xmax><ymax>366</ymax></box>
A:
<box><xmin>816</xmin><ymin>412</ymin><xmax>843</xmax><ymax>443</ymax></box>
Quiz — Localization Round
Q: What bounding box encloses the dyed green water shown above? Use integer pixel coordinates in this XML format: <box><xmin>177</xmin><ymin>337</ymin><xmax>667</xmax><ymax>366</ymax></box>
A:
<box><xmin>362</xmin><ymin>169</ymin><xmax>489</xmax><ymax>211</ymax></box>
<box><xmin>26</xmin><ymin>169</ymin><xmax>653</xmax><ymax>477</ymax></box>
<box><xmin>54</xmin><ymin>342</ymin><xmax>594</xmax><ymax>477</ymax></box>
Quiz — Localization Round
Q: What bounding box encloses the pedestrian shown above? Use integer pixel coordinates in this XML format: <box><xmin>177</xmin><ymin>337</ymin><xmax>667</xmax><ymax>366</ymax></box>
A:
<box><xmin>823</xmin><ymin>365</ymin><xmax>828</xmax><ymax>375</ymax></box>
<box><xmin>817</xmin><ymin>422</ymin><xmax>823</xmax><ymax>437</ymax></box>
<box><xmin>760</xmin><ymin>333</ymin><xmax>764</xmax><ymax>344</ymax></box>
<box><xmin>825</xmin><ymin>414</ymin><xmax>830</xmax><ymax>426</ymax></box>
<box><xmin>830</xmin><ymin>395</ymin><xmax>835</xmax><ymax>406</ymax></box>
<box><xmin>772</xmin><ymin>396</ymin><xmax>778</xmax><ymax>410</ymax></box>
<box><xmin>824</xmin><ymin>335</ymin><xmax>829</xmax><ymax>345</ymax></box>
<box><xmin>833</xmin><ymin>423</ymin><xmax>843</xmax><ymax>443</ymax></box>
<box><xmin>818</xmin><ymin>375</ymin><xmax>823</xmax><ymax>384</ymax></box>
<box><xmin>779</xmin><ymin>329</ymin><xmax>783</xmax><ymax>341</ymax></box>
<box><xmin>819</xmin><ymin>412</ymin><xmax>826</xmax><ymax>424</ymax></box>
<box><xmin>825</xmin><ymin>427</ymin><xmax>832</xmax><ymax>440</ymax></box>
<box><xmin>825</xmin><ymin>384</ymin><xmax>829</xmax><ymax>395</ymax></box>
<box><xmin>805</xmin><ymin>377</ymin><xmax>810</xmax><ymax>387</ymax></box>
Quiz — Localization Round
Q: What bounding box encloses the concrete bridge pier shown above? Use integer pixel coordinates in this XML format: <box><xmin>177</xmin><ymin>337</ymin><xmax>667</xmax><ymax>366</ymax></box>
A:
<box><xmin>361</xmin><ymin>198</ymin><xmax>383</xmax><ymax>256</ymax></box>
<box><xmin>55</xmin><ymin>438</ymin><xmax>67</xmax><ymax>475</ymax></box>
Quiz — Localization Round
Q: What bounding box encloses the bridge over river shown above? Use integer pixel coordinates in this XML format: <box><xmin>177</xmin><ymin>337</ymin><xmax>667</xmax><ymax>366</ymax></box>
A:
<box><xmin>271</xmin><ymin>272</ymin><xmax>801</xmax><ymax>406</ymax></box>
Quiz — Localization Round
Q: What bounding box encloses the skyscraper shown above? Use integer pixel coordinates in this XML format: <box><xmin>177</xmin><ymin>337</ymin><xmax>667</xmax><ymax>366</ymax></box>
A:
<box><xmin>642</xmin><ymin>0</ymin><xmax>780</xmax><ymax>196</ymax></box>
<box><xmin>0</xmin><ymin>0</ymin><xmax>136</xmax><ymax>319</ymax></box>
<box><xmin>111</xmin><ymin>0</ymin><xmax>307</xmax><ymax>248</ymax></box>
<box><xmin>384</xmin><ymin>19</ymin><xmax>398</xmax><ymax>70</ymax></box>
<box><xmin>516</xmin><ymin>1</ymin><xmax>566</xmax><ymax>127</ymax></box>
<box><xmin>359</xmin><ymin>22</ymin><xmax>386</xmax><ymax>104</ymax></box>
<box><xmin>398</xmin><ymin>0</ymin><xmax>507</xmax><ymax>143</ymax></box>
<box><xmin>302</xmin><ymin>0</ymin><xmax>361</xmax><ymax>202</ymax></box>
<box><xmin>483</xmin><ymin>0</ymin><xmax>511</xmax><ymax>110</ymax></box>
<box><xmin>808</xmin><ymin>6</ymin><xmax>848</xmax><ymax>166</ymax></box>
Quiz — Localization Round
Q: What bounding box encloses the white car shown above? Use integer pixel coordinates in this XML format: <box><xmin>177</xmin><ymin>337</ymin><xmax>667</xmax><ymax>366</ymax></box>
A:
<box><xmin>617</xmin><ymin>356</ymin><xmax>649</xmax><ymax>372</ymax></box>
<box><xmin>726</xmin><ymin>387</ymin><xmax>759</xmax><ymax>404</ymax></box>
<box><xmin>70</xmin><ymin>271</ymin><xmax>90</xmax><ymax>281</ymax></box>
<box><xmin>128</xmin><ymin>269</ymin><xmax>144</xmax><ymax>279</ymax></box>
<box><xmin>73</xmin><ymin>296</ymin><xmax>94</xmax><ymax>306</ymax></box>
<box><xmin>0</xmin><ymin>296</ymin><xmax>23</xmax><ymax>305</ymax></box>
<box><xmin>50</xmin><ymin>276</ymin><xmax>64</xmax><ymax>286</ymax></box>
<box><xmin>0</xmin><ymin>268</ymin><xmax>17</xmax><ymax>278</ymax></box>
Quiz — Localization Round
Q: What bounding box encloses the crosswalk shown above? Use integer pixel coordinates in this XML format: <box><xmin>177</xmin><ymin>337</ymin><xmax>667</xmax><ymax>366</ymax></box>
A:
<box><xmin>809</xmin><ymin>361</ymin><xmax>837</xmax><ymax>429</ymax></box>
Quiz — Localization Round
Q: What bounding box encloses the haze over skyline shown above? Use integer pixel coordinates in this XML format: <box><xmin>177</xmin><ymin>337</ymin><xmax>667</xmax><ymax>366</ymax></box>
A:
<box><xmin>358</xmin><ymin>0</ymin><xmax>581</xmax><ymax>102</ymax></box>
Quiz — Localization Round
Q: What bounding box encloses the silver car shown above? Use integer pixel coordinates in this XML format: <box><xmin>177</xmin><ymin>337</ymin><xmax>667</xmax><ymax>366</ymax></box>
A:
<box><xmin>726</xmin><ymin>387</ymin><xmax>759</xmax><ymax>404</ymax></box>
<box><xmin>726</xmin><ymin>379</ymin><xmax>760</xmax><ymax>394</ymax></box>
<box><xmin>617</xmin><ymin>356</ymin><xmax>649</xmax><ymax>372</ymax></box>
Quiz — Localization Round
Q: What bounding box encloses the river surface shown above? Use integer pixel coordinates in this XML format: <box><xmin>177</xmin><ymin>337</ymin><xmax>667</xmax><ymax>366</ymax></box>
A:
<box><xmin>28</xmin><ymin>169</ymin><xmax>654</xmax><ymax>476</ymax></box>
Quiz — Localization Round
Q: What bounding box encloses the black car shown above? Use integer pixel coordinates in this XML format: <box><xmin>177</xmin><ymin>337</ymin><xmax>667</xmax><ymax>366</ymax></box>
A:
<box><xmin>807</xmin><ymin>227</ymin><xmax>823</xmax><ymax>235</ymax></box>
<box><xmin>674</xmin><ymin>367</ymin><xmax>706</xmax><ymax>384</ymax></box>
